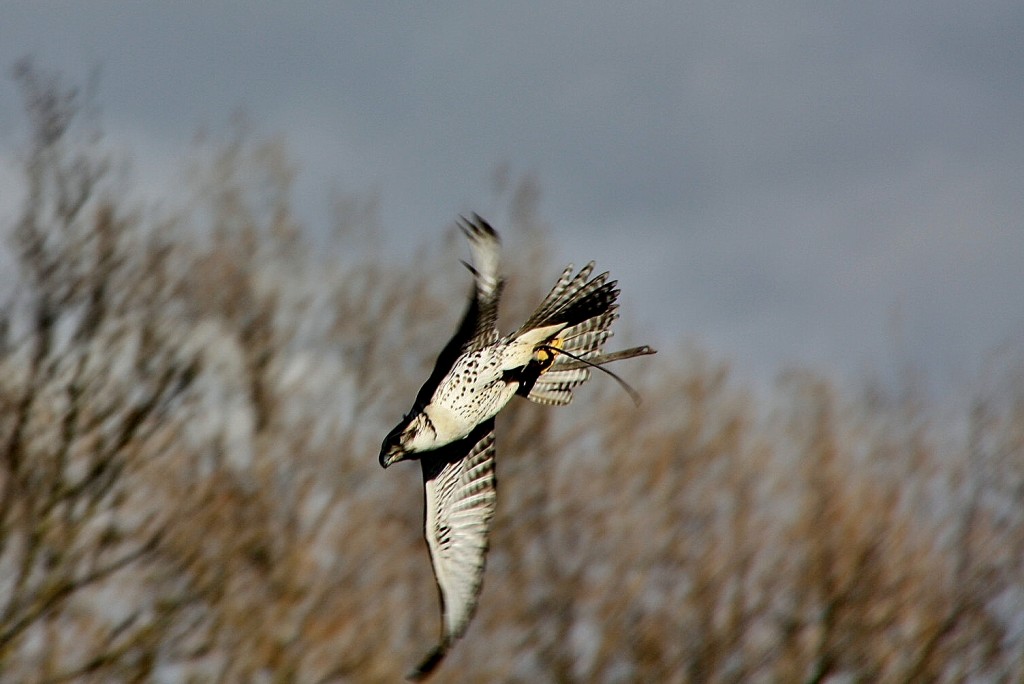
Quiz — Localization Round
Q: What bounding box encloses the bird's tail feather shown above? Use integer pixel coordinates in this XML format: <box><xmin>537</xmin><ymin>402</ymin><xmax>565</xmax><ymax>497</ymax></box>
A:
<box><xmin>516</xmin><ymin>263</ymin><xmax>618</xmax><ymax>335</ymax></box>
<box><xmin>515</xmin><ymin>264</ymin><xmax>655</xmax><ymax>405</ymax></box>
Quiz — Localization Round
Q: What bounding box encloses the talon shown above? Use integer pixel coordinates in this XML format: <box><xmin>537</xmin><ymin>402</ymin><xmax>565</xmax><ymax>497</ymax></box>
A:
<box><xmin>533</xmin><ymin>338</ymin><xmax>562</xmax><ymax>372</ymax></box>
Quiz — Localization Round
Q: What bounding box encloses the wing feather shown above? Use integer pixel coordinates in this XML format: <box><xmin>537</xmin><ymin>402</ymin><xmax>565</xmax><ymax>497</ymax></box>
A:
<box><xmin>517</xmin><ymin>261</ymin><xmax>597</xmax><ymax>332</ymax></box>
<box><xmin>412</xmin><ymin>217</ymin><xmax>502</xmax><ymax>407</ymax></box>
<box><xmin>411</xmin><ymin>419</ymin><xmax>497</xmax><ymax>680</ymax></box>
<box><xmin>458</xmin><ymin>215</ymin><xmax>503</xmax><ymax>351</ymax></box>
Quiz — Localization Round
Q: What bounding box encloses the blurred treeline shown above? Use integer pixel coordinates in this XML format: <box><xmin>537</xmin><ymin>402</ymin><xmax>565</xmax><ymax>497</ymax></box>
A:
<box><xmin>1</xmin><ymin>62</ymin><xmax>1023</xmax><ymax>683</ymax></box>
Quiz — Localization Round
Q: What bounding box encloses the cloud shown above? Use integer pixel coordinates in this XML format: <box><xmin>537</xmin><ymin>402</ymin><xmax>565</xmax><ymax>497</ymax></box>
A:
<box><xmin>0</xmin><ymin>2</ymin><xmax>1020</xmax><ymax>387</ymax></box>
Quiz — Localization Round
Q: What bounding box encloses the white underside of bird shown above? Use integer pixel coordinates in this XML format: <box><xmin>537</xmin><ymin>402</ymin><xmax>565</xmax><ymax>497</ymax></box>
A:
<box><xmin>410</xmin><ymin>324</ymin><xmax>564</xmax><ymax>449</ymax></box>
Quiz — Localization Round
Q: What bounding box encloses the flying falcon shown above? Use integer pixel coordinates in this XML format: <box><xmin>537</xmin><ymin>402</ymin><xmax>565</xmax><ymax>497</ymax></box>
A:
<box><xmin>379</xmin><ymin>215</ymin><xmax>655</xmax><ymax>680</ymax></box>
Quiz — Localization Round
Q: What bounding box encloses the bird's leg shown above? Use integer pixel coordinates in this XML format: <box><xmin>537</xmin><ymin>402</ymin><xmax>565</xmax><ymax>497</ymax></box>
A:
<box><xmin>533</xmin><ymin>343</ymin><xmax>646</xmax><ymax>406</ymax></box>
<box><xmin>510</xmin><ymin>338</ymin><xmax>564</xmax><ymax>398</ymax></box>
<box><xmin>532</xmin><ymin>337</ymin><xmax>563</xmax><ymax>373</ymax></box>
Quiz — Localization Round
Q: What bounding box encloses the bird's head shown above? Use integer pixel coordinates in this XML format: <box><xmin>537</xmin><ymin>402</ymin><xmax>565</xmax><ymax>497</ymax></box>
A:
<box><xmin>379</xmin><ymin>410</ymin><xmax>433</xmax><ymax>468</ymax></box>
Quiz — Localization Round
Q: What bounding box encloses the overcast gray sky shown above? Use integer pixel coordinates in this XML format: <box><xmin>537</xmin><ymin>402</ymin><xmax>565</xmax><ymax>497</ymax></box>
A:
<box><xmin>1</xmin><ymin>2</ymin><xmax>1022</xmax><ymax>389</ymax></box>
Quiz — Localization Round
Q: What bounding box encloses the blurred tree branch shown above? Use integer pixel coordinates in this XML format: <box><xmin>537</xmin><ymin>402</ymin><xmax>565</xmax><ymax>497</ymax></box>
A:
<box><xmin>0</xmin><ymin>61</ymin><xmax>1021</xmax><ymax>682</ymax></box>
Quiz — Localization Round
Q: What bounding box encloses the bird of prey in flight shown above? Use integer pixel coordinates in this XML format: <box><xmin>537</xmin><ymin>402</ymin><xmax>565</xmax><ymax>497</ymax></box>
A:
<box><xmin>379</xmin><ymin>215</ymin><xmax>655</xmax><ymax>679</ymax></box>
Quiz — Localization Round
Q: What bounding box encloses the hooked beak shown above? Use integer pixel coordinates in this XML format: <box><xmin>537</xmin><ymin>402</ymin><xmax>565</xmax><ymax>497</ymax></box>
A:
<box><xmin>379</xmin><ymin>444</ymin><xmax>404</xmax><ymax>469</ymax></box>
<box><xmin>380</xmin><ymin>415</ymin><xmax>413</xmax><ymax>468</ymax></box>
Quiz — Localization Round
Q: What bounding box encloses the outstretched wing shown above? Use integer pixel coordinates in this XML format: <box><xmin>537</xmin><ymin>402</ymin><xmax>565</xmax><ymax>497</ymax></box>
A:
<box><xmin>457</xmin><ymin>214</ymin><xmax>503</xmax><ymax>351</ymax></box>
<box><xmin>411</xmin><ymin>419</ymin><xmax>497</xmax><ymax>680</ymax></box>
<box><xmin>413</xmin><ymin>216</ymin><xmax>503</xmax><ymax>408</ymax></box>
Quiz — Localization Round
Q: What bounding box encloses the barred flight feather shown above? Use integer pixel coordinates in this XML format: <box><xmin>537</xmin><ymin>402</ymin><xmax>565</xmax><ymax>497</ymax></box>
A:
<box><xmin>413</xmin><ymin>421</ymin><xmax>496</xmax><ymax>680</ymax></box>
<box><xmin>518</xmin><ymin>262</ymin><xmax>601</xmax><ymax>332</ymax></box>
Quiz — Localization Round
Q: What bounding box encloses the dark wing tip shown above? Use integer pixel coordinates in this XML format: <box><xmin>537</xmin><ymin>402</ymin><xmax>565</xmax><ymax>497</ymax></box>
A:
<box><xmin>469</xmin><ymin>212</ymin><xmax>496</xmax><ymax>235</ymax></box>
<box><xmin>407</xmin><ymin>643</ymin><xmax>448</xmax><ymax>681</ymax></box>
<box><xmin>457</xmin><ymin>213</ymin><xmax>499</xmax><ymax>241</ymax></box>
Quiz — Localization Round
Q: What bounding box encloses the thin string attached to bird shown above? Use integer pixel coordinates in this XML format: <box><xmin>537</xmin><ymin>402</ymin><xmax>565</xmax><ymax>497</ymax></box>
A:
<box><xmin>535</xmin><ymin>343</ymin><xmax>654</xmax><ymax>406</ymax></box>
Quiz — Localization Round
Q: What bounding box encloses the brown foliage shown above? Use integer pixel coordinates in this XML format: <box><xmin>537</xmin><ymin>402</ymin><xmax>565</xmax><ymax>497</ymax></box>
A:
<box><xmin>1</xmin><ymin>63</ymin><xmax>1022</xmax><ymax>682</ymax></box>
